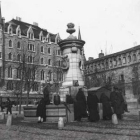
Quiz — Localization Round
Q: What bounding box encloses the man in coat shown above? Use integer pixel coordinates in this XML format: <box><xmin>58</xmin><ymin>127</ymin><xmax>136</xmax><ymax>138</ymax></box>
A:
<box><xmin>6</xmin><ymin>97</ymin><xmax>12</xmax><ymax>114</ymax></box>
<box><xmin>87</xmin><ymin>91</ymin><xmax>99</xmax><ymax>122</ymax></box>
<box><xmin>110</xmin><ymin>87</ymin><xmax>124</xmax><ymax>120</ymax></box>
<box><xmin>100</xmin><ymin>93</ymin><xmax>112</xmax><ymax>120</ymax></box>
<box><xmin>74</xmin><ymin>88</ymin><xmax>87</xmax><ymax>121</ymax></box>
<box><xmin>36</xmin><ymin>98</ymin><xmax>46</xmax><ymax>123</ymax></box>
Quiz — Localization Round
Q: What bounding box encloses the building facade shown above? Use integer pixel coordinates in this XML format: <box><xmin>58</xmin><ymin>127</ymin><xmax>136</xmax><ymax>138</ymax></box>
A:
<box><xmin>0</xmin><ymin>7</ymin><xmax>63</xmax><ymax>97</ymax></box>
<box><xmin>84</xmin><ymin>46</ymin><xmax>140</xmax><ymax>102</ymax></box>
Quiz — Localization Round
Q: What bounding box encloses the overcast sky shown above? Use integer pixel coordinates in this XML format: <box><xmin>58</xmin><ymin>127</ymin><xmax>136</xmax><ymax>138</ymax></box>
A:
<box><xmin>1</xmin><ymin>0</ymin><xmax>140</xmax><ymax>59</ymax></box>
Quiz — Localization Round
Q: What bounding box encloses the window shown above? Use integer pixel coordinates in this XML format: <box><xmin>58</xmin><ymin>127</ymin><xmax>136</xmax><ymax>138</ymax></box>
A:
<box><xmin>133</xmin><ymin>54</ymin><xmax>137</xmax><ymax>61</ymax></box>
<box><xmin>17</xmin><ymin>42</ymin><xmax>20</xmax><ymax>49</ymax></box>
<box><xmin>0</xmin><ymin>52</ymin><xmax>2</xmax><ymax>58</ymax></box>
<box><xmin>48</xmin><ymin>59</ymin><xmax>51</xmax><ymax>65</ymax></box>
<box><xmin>48</xmin><ymin>71</ymin><xmax>52</xmax><ymax>81</ymax></box>
<box><xmin>7</xmin><ymin>81</ymin><xmax>13</xmax><ymax>90</ymax></box>
<box><xmin>120</xmin><ymin>74</ymin><xmax>124</xmax><ymax>81</ymax></box>
<box><xmin>32</xmin><ymin>83</ymin><xmax>38</xmax><ymax>91</ymax></box>
<box><xmin>41</xmin><ymin>46</ymin><xmax>44</xmax><ymax>53</ymax></box>
<box><xmin>9</xmin><ymin>40</ymin><xmax>12</xmax><ymax>47</ymax></box>
<box><xmin>9</xmin><ymin>28</ymin><xmax>12</xmax><ymax>35</ymax></box>
<box><xmin>17</xmin><ymin>68</ymin><xmax>21</xmax><ymax>79</ymax></box>
<box><xmin>8</xmin><ymin>66</ymin><xmax>12</xmax><ymax>78</ymax></box>
<box><xmin>41</xmin><ymin>70</ymin><xmax>44</xmax><ymax>80</ymax></box>
<box><xmin>28</xmin><ymin>56</ymin><xmax>33</xmax><ymax>63</ymax></box>
<box><xmin>128</xmin><ymin>55</ymin><xmax>131</xmax><ymax>63</ymax></box>
<box><xmin>118</xmin><ymin>58</ymin><xmax>122</xmax><ymax>65</ymax></box>
<box><xmin>123</xmin><ymin>57</ymin><xmax>126</xmax><ymax>64</ymax></box>
<box><xmin>8</xmin><ymin>53</ymin><xmax>12</xmax><ymax>60</ymax></box>
<box><xmin>58</xmin><ymin>50</ymin><xmax>60</xmax><ymax>55</ymax></box>
<box><xmin>106</xmin><ymin>61</ymin><xmax>109</xmax><ymax>69</ymax></box>
<box><xmin>28</xmin><ymin>44</ymin><xmax>35</xmax><ymax>51</ymax></box>
<box><xmin>41</xmin><ymin>58</ymin><xmax>43</xmax><ymax>64</ymax></box>
<box><xmin>110</xmin><ymin>60</ymin><xmax>113</xmax><ymax>68</ymax></box>
<box><xmin>17</xmin><ymin>54</ymin><xmax>21</xmax><ymax>61</ymax></box>
<box><xmin>48</xmin><ymin>48</ymin><xmax>51</xmax><ymax>54</ymax></box>
<box><xmin>17</xmin><ymin>30</ymin><xmax>21</xmax><ymax>37</ymax></box>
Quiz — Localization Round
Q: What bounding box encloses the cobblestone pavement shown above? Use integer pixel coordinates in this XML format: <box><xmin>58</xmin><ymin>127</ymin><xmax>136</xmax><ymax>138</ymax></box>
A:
<box><xmin>0</xmin><ymin>108</ymin><xmax>140</xmax><ymax>140</ymax></box>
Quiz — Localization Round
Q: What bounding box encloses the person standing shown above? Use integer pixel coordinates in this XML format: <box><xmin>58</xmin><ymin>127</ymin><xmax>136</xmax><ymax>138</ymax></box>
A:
<box><xmin>100</xmin><ymin>93</ymin><xmax>112</xmax><ymax>120</ymax></box>
<box><xmin>36</xmin><ymin>98</ymin><xmax>46</xmax><ymax>123</ymax></box>
<box><xmin>87</xmin><ymin>91</ymin><xmax>99</xmax><ymax>122</ymax></box>
<box><xmin>74</xmin><ymin>88</ymin><xmax>87</xmax><ymax>121</ymax></box>
<box><xmin>110</xmin><ymin>87</ymin><xmax>124</xmax><ymax>120</ymax></box>
<box><xmin>6</xmin><ymin>97</ymin><xmax>12</xmax><ymax>114</ymax></box>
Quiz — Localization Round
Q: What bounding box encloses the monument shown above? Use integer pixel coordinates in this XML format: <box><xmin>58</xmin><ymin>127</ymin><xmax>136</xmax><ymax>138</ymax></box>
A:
<box><xmin>58</xmin><ymin>23</ymin><xmax>87</xmax><ymax>101</ymax></box>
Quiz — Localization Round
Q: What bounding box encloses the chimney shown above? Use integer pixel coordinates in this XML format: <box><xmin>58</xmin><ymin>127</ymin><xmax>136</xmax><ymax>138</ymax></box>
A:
<box><xmin>99</xmin><ymin>50</ymin><xmax>104</xmax><ymax>58</ymax></box>
<box><xmin>33</xmin><ymin>22</ymin><xmax>38</xmax><ymax>26</ymax></box>
<box><xmin>16</xmin><ymin>17</ymin><xmax>21</xmax><ymax>21</ymax></box>
<box><xmin>88</xmin><ymin>57</ymin><xmax>94</xmax><ymax>61</ymax></box>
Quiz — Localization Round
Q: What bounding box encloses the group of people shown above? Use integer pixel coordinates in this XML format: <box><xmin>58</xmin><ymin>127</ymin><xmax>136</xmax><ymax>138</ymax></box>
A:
<box><xmin>74</xmin><ymin>87</ymin><xmax>129</xmax><ymax>122</ymax></box>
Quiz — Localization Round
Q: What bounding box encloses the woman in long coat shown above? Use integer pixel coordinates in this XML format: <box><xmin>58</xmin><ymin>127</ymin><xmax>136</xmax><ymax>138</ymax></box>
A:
<box><xmin>87</xmin><ymin>92</ymin><xmax>99</xmax><ymax>122</ymax></box>
<box><xmin>36</xmin><ymin>98</ymin><xmax>46</xmax><ymax>123</ymax></box>
<box><xmin>74</xmin><ymin>88</ymin><xmax>87</xmax><ymax>121</ymax></box>
<box><xmin>100</xmin><ymin>93</ymin><xmax>112</xmax><ymax>120</ymax></box>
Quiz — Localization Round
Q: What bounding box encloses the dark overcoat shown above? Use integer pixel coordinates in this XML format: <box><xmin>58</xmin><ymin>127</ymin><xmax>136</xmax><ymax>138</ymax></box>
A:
<box><xmin>87</xmin><ymin>93</ymin><xmax>99</xmax><ymax>122</ymax></box>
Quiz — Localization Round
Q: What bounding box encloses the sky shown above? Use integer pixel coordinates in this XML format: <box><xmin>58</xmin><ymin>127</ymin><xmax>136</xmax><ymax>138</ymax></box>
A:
<box><xmin>1</xmin><ymin>0</ymin><xmax>140</xmax><ymax>59</ymax></box>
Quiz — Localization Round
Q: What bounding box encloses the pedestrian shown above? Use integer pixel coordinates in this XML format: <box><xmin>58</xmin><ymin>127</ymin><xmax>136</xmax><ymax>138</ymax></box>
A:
<box><xmin>74</xmin><ymin>88</ymin><xmax>87</xmax><ymax>121</ymax></box>
<box><xmin>121</xmin><ymin>90</ymin><xmax>129</xmax><ymax>113</ymax></box>
<box><xmin>110</xmin><ymin>87</ymin><xmax>124</xmax><ymax>120</ymax></box>
<box><xmin>100</xmin><ymin>93</ymin><xmax>112</xmax><ymax>120</ymax></box>
<box><xmin>6</xmin><ymin>97</ymin><xmax>12</xmax><ymax>114</ymax></box>
<box><xmin>87</xmin><ymin>91</ymin><xmax>99</xmax><ymax>122</ymax></box>
<box><xmin>36</xmin><ymin>98</ymin><xmax>46</xmax><ymax>123</ymax></box>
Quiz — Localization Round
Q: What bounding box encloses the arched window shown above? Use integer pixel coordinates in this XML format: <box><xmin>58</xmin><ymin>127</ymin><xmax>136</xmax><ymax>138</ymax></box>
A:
<box><xmin>7</xmin><ymin>81</ymin><xmax>13</xmax><ymax>90</ymax></box>
<box><xmin>118</xmin><ymin>58</ymin><xmax>122</xmax><ymax>65</ymax></box>
<box><xmin>17</xmin><ymin>54</ymin><xmax>21</xmax><ymax>61</ymax></box>
<box><xmin>110</xmin><ymin>60</ymin><xmax>113</xmax><ymax>68</ymax></box>
<box><xmin>17</xmin><ymin>67</ymin><xmax>21</xmax><ymax>79</ymax></box>
<box><xmin>8</xmin><ymin>66</ymin><xmax>12</xmax><ymax>78</ymax></box>
<box><xmin>48</xmin><ymin>48</ymin><xmax>51</xmax><ymax>54</ymax></box>
<box><xmin>41</xmin><ymin>58</ymin><xmax>43</xmax><ymax>64</ymax></box>
<box><xmin>128</xmin><ymin>55</ymin><xmax>131</xmax><ymax>63</ymax></box>
<box><xmin>106</xmin><ymin>61</ymin><xmax>109</xmax><ymax>69</ymax></box>
<box><xmin>9</xmin><ymin>40</ymin><xmax>12</xmax><ymax>47</ymax></box>
<box><xmin>48</xmin><ymin>71</ymin><xmax>52</xmax><ymax>81</ymax></box>
<box><xmin>17</xmin><ymin>42</ymin><xmax>20</xmax><ymax>49</ymax></box>
<box><xmin>17</xmin><ymin>30</ymin><xmax>21</xmax><ymax>37</ymax></box>
<box><xmin>133</xmin><ymin>54</ymin><xmax>137</xmax><ymax>61</ymax></box>
<box><xmin>41</xmin><ymin>70</ymin><xmax>44</xmax><ymax>80</ymax></box>
<box><xmin>9</xmin><ymin>28</ymin><xmax>12</xmax><ymax>35</ymax></box>
<box><xmin>8</xmin><ymin>53</ymin><xmax>12</xmax><ymax>60</ymax></box>
<box><xmin>48</xmin><ymin>59</ymin><xmax>51</xmax><ymax>65</ymax></box>
<box><xmin>41</xmin><ymin>46</ymin><xmax>44</xmax><ymax>53</ymax></box>
<box><xmin>123</xmin><ymin>57</ymin><xmax>126</xmax><ymax>64</ymax></box>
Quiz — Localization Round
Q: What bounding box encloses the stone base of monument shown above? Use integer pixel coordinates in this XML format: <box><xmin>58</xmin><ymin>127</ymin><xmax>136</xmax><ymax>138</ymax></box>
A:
<box><xmin>23</xmin><ymin>104</ymin><xmax>74</xmax><ymax>122</ymax></box>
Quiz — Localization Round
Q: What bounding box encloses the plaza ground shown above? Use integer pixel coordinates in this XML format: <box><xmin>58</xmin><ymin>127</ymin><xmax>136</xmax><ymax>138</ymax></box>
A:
<box><xmin>0</xmin><ymin>106</ymin><xmax>140</xmax><ymax>140</ymax></box>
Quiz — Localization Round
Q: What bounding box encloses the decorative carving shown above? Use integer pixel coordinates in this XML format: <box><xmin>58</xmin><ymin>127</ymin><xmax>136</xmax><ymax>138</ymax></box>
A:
<box><xmin>66</xmin><ymin>23</ymin><xmax>75</xmax><ymax>34</ymax></box>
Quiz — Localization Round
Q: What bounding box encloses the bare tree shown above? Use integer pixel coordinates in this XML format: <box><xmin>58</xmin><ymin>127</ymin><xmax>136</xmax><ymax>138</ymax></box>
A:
<box><xmin>16</xmin><ymin>41</ymin><xmax>40</xmax><ymax>114</ymax></box>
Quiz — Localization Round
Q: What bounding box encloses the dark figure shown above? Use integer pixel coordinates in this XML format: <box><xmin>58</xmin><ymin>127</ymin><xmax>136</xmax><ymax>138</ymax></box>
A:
<box><xmin>110</xmin><ymin>87</ymin><xmax>124</xmax><ymax>120</ymax></box>
<box><xmin>6</xmin><ymin>97</ymin><xmax>12</xmax><ymax>114</ymax></box>
<box><xmin>43</xmin><ymin>86</ymin><xmax>50</xmax><ymax>105</ymax></box>
<box><xmin>122</xmin><ymin>92</ymin><xmax>129</xmax><ymax>113</ymax></box>
<box><xmin>36</xmin><ymin>98</ymin><xmax>46</xmax><ymax>123</ymax></box>
<box><xmin>74</xmin><ymin>88</ymin><xmax>87</xmax><ymax>121</ymax></box>
<box><xmin>87</xmin><ymin>92</ymin><xmax>99</xmax><ymax>122</ymax></box>
<box><xmin>100</xmin><ymin>93</ymin><xmax>112</xmax><ymax>120</ymax></box>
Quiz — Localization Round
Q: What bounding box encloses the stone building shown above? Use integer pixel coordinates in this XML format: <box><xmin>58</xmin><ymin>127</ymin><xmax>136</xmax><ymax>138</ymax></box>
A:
<box><xmin>84</xmin><ymin>46</ymin><xmax>140</xmax><ymax>102</ymax></box>
<box><xmin>0</xmin><ymin>6</ymin><xmax>63</xmax><ymax>98</ymax></box>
